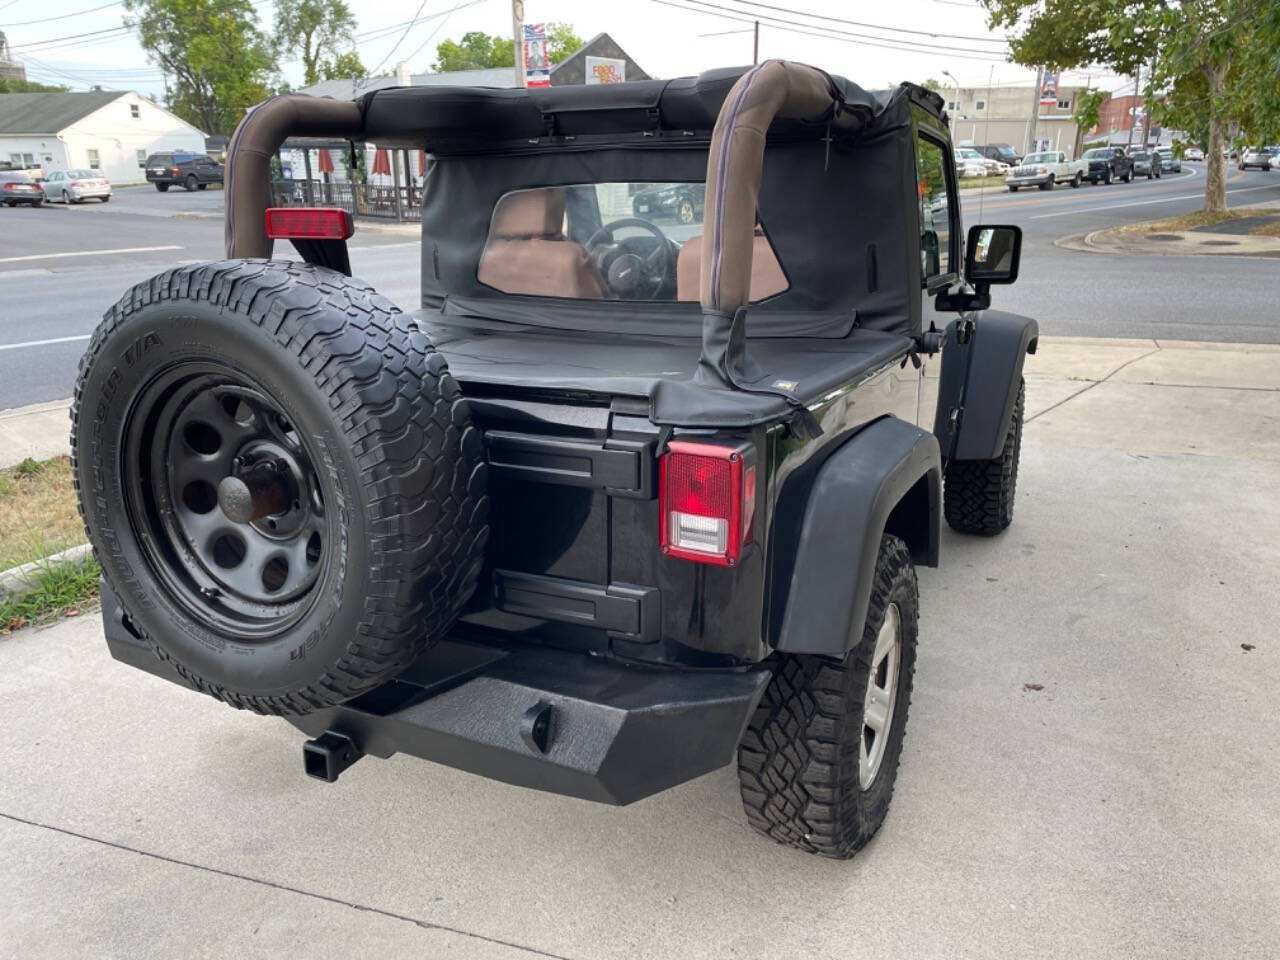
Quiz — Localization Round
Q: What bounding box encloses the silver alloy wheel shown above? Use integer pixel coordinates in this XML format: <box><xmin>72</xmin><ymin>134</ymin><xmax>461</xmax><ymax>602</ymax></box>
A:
<box><xmin>859</xmin><ymin>601</ymin><xmax>901</xmax><ymax>789</ymax></box>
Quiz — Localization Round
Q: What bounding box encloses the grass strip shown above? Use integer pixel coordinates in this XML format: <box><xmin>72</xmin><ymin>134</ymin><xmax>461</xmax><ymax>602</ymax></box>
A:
<box><xmin>0</xmin><ymin>455</ymin><xmax>86</xmax><ymax>571</ymax></box>
<box><xmin>0</xmin><ymin>554</ymin><xmax>101</xmax><ymax>634</ymax></box>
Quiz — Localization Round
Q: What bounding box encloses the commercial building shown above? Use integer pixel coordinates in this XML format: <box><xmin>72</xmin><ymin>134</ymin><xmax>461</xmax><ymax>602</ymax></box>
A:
<box><xmin>944</xmin><ymin>82</ymin><xmax>1087</xmax><ymax>157</ymax></box>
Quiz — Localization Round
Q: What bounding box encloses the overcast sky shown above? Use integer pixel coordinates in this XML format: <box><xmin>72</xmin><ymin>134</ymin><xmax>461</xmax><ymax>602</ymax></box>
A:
<box><xmin>3</xmin><ymin>0</ymin><xmax>1130</xmax><ymax>100</ymax></box>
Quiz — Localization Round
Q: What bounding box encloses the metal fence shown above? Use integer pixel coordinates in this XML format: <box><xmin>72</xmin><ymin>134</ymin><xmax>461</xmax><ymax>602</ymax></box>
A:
<box><xmin>269</xmin><ymin>179</ymin><xmax>422</xmax><ymax>222</ymax></box>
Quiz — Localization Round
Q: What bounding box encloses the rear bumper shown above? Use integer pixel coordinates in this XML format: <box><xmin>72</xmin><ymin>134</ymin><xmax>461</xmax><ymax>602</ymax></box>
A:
<box><xmin>100</xmin><ymin>579</ymin><xmax>771</xmax><ymax>805</ymax></box>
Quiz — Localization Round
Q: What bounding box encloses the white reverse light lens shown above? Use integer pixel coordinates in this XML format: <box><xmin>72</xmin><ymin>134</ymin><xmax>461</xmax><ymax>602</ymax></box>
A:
<box><xmin>669</xmin><ymin>512</ymin><xmax>728</xmax><ymax>555</ymax></box>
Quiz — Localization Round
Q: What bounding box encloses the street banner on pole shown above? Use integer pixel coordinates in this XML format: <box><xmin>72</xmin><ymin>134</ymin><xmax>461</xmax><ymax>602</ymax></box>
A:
<box><xmin>523</xmin><ymin>23</ymin><xmax>550</xmax><ymax>88</ymax></box>
<box><xmin>1039</xmin><ymin>69</ymin><xmax>1059</xmax><ymax>106</ymax></box>
<box><xmin>585</xmin><ymin>56</ymin><xmax>626</xmax><ymax>84</ymax></box>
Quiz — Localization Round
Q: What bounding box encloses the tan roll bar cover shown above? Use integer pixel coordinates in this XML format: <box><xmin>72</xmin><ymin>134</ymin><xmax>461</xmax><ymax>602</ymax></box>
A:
<box><xmin>224</xmin><ymin>95</ymin><xmax>364</xmax><ymax>259</ymax></box>
<box><xmin>699</xmin><ymin>60</ymin><xmax>840</xmax><ymax>316</ymax></box>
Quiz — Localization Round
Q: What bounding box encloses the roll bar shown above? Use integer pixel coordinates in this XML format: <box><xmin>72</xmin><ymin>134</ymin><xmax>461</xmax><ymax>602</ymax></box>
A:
<box><xmin>224</xmin><ymin>95</ymin><xmax>363</xmax><ymax>259</ymax></box>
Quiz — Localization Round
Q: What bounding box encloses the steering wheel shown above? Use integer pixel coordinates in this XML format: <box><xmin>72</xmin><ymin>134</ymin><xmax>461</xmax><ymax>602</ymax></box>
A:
<box><xmin>585</xmin><ymin>217</ymin><xmax>674</xmax><ymax>298</ymax></box>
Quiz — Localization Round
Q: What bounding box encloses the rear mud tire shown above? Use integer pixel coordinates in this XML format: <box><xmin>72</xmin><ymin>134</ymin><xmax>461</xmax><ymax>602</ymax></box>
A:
<box><xmin>71</xmin><ymin>260</ymin><xmax>489</xmax><ymax>715</ymax></box>
<box><xmin>156</xmin><ymin>183</ymin><xmax>169</xmax><ymax>192</ymax></box>
<box><xmin>943</xmin><ymin>378</ymin><xmax>1025</xmax><ymax>536</ymax></box>
<box><xmin>738</xmin><ymin>535</ymin><xmax>919</xmax><ymax>860</ymax></box>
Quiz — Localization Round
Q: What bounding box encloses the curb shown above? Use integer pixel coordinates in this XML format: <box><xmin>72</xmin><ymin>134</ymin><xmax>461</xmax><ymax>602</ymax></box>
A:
<box><xmin>1054</xmin><ymin>225</ymin><xmax>1280</xmax><ymax>258</ymax></box>
<box><xmin>0</xmin><ymin>543</ymin><xmax>94</xmax><ymax>603</ymax></box>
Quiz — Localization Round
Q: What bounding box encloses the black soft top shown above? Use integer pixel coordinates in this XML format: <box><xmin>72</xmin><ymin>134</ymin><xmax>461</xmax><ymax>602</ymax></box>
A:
<box><xmin>356</xmin><ymin>67</ymin><xmax>940</xmax><ymax>149</ymax></box>
<box><xmin>348</xmin><ymin>67</ymin><xmax>945</xmax><ymax>429</ymax></box>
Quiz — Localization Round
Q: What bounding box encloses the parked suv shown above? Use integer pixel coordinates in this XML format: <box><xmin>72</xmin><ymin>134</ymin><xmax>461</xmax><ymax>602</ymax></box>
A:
<box><xmin>977</xmin><ymin>143</ymin><xmax>1021</xmax><ymax>166</ymax></box>
<box><xmin>144</xmin><ymin>151</ymin><xmax>224</xmax><ymax>191</ymax></box>
<box><xmin>76</xmin><ymin>65</ymin><xmax>1037</xmax><ymax>860</ymax></box>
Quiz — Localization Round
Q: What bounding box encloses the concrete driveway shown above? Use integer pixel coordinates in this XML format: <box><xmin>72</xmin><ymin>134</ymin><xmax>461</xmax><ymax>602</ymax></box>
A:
<box><xmin>2</xmin><ymin>338</ymin><xmax>1278</xmax><ymax>959</ymax></box>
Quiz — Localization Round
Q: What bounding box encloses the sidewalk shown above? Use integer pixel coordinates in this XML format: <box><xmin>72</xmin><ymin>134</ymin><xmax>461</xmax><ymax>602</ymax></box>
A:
<box><xmin>3</xmin><ymin>336</ymin><xmax>1279</xmax><ymax>958</ymax></box>
<box><xmin>1058</xmin><ymin>199</ymin><xmax>1280</xmax><ymax>257</ymax></box>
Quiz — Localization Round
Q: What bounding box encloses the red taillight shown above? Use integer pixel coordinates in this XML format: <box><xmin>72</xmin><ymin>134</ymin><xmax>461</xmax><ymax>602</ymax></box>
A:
<box><xmin>265</xmin><ymin>207</ymin><xmax>354</xmax><ymax>240</ymax></box>
<box><xmin>659</xmin><ymin>440</ymin><xmax>757</xmax><ymax>567</ymax></box>
<box><xmin>71</xmin><ymin>180</ymin><xmax>84</xmax><ymax>187</ymax></box>
<box><xmin>171</xmin><ymin>166</ymin><xmax>179</xmax><ymax>175</ymax></box>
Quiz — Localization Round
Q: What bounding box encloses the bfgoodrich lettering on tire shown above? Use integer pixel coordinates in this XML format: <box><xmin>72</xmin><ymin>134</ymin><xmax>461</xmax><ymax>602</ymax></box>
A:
<box><xmin>71</xmin><ymin>260</ymin><xmax>489</xmax><ymax>716</ymax></box>
<box><xmin>737</xmin><ymin>534</ymin><xmax>919</xmax><ymax>859</ymax></box>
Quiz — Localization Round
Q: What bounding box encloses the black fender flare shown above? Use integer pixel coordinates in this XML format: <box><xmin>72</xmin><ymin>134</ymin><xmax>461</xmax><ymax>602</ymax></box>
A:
<box><xmin>934</xmin><ymin>310</ymin><xmax>1038</xmax><ymax>462</ymax></box>
<box><xmin>772</xmin><ymin>417</ymin><xmax>940</xmax><ymax>658</ymax></box>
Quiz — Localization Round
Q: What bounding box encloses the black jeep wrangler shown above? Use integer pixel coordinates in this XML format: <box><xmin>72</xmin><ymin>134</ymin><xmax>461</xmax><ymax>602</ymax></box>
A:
<box><xmin>73</xmin><ymin>62</ymin><xmax>1036</xmax><ymax>859</ymax></box>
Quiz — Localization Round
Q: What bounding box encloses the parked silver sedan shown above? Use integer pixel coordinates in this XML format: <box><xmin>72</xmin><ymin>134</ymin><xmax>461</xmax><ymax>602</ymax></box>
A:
<box><xmin>41</xmin><ymin>169</ymin><xmax>112</xmax><ymax>203</ymax></box>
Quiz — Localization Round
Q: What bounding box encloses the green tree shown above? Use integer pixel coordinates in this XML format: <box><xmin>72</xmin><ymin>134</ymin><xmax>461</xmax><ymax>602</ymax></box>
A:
<box><xmin>544</xmin><ymin>22</ymin><xmax>585</xmax><ymax>62</ymax></box>
<box><xmin>320</xmin><ymin>49</ymin><xmax>365</xmax><ymax>81</ymax></box>
<box><xmin>272</xmin><ymin>0</ymin><xmax>358</xmax><ymax>87</ymax></box>
<box><xmin>980</xmin><ymin>0</ymin><xmax>1274</xmax><ymax>212</ymax></box>
<box><xmin>0</xmin><ymin>76</ymin><xmax>70</xmax><ymax>93</ymax></box>
<box><xmin>1070</xmin><ymin>87</ymin><xmax>1106</xmax><ymax>159</ymax></box>
<box><xmin>125</xmin><ymin>0</ymin><xmax>274</xmax><ymax>135</ymax></box>
<box><xmin>431</xmin><ymin>21</ymin><xmax>583</xmax><ymax>72</ymax></box>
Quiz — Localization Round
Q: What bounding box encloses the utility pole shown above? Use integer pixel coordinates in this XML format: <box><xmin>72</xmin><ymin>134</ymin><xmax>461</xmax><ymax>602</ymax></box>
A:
<box><xmin>1024</xmin><ymin>64</ymin><xmax>1043</xmax><ymax>157</ymax></box>
<box><xmin>1140</xmin><ymin>60</ymin><xmax>1154</xmax><ymax>147</ymax></box>
<box><xmin>1126</xmin><ymin>67</ymin><xmax>1139</xmax><ymax>150</ymax></box>
<box><xmin>511</xmin><ymin>0</ymin><xmax>526</xmax><ymax>88</ymax></box>
<box><xmin>753</xmin><ymin>20</ymin><xmax>759</xmax><ymax>64</ymax></box>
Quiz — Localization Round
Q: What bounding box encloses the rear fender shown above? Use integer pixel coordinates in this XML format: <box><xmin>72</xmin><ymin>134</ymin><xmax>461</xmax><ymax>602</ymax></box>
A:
<box><xmin>772</xmin><ymin>417</ymin><xmax>940</xmax><ymax>658</ymax></box>
<box><xmin>933</xmin><ymin>310</ymin><xmax>1038</xmax><ymax>461</ymax></box>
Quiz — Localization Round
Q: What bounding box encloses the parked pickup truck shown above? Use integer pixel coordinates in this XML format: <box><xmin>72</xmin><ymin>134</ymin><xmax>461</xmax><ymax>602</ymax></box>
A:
<box><xmin>1083</xmin><ymin>146</ymin><xmax>1134</xmax><ymax>184</ymax></box>
<box><xmin>74</xmin><ymin>62</ymin><xmax>1038</xmax><ymax>860</ymax></box>
<box><xmin>1005</xmin><ymin>151</ymin><xmax>1087</xmax><ymax>191</ymax></box>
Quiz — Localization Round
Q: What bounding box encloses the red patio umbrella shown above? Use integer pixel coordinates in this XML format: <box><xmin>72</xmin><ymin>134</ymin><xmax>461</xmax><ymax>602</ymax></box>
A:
<box><xmin>371</xmin><ymin>148</ymin><xmax>391</xmax><ymax>176</ymax></box>
<box><xmin>317</xmin><ymin>148</ymin><xmax>334</xmax><ymax>174</ymax></box>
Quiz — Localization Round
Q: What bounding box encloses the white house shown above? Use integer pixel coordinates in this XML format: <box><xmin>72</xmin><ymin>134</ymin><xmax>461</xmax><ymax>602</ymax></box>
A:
<box><xmin>0</xmin><ymin>90</ymin><xmax>206</xmax><ymax>185</ymax></box>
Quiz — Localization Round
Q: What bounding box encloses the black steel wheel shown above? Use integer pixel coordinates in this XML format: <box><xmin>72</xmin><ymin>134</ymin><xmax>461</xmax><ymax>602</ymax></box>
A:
<box><xmin>73</xmin><ymin>260</ymin><xmax>489</xmax><ymax>715</ymax></box>
<box><xmin>123</xmin><ymin>365</ymin><xmax>329</xmax><ymax>639</ymax></box>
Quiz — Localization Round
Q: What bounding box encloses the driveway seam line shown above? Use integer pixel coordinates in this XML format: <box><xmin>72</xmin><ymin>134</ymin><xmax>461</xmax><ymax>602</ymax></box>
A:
<box><xmin>1025</xmin><ymin>346</ymin><xmax>1163</xmax><ymax>425</ymax></box>
<box><xmin>0</xmin><ymin>810</ymin><xmax>576</xmax><ymax>960</ymax></box>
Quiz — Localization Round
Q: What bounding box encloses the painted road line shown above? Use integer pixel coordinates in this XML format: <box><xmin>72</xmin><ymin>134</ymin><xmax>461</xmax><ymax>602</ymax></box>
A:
<box><xmin>0</xmin><ymin>245</ymin><xmax>182</xmax><ymax>264</ymax></box>
<box><xmin>0</xmin><ymin>334</ymin><xmax>91</xmax><ymax>352</ymax></box>
<box><xmin>1029</xmin><ymin>184</ymin><xmax>1280</xmax><ymax>220</ymax></box>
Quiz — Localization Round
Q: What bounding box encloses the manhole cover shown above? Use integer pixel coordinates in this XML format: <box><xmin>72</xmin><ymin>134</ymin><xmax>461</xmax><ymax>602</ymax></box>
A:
<box><xmin>1145</xmin><ymin>233</ymin><xmax>1182</xmax><ymax>241</ymax></box>
<box><xmin>1200</xmin><ymin>239</ymin><xmax>1240</xmax><ymax>247</ymax></box>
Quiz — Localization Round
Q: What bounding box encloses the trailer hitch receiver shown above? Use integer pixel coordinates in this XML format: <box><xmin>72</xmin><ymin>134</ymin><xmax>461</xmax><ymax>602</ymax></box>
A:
<box><xmin>303</xmin><ymin>731</ymin><xmax>363</xmax><ymax>782</ymax></box>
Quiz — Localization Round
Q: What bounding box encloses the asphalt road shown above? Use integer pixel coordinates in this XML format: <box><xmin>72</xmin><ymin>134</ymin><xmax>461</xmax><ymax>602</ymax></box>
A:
<box><xmin>2</xmin><ymin>167</ymin><xmax>1278</xmax><ymax>410</ymax></box>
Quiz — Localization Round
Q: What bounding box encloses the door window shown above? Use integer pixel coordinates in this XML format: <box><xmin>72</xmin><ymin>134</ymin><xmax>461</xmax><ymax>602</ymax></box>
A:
<box><xmin>915</xmin><ymin>134</ymin><xmax>954</xmax><ymax>285</ymax></box>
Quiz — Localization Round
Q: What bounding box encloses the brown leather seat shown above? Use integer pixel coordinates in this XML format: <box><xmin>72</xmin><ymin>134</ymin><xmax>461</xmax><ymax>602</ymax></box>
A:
<box><xmin>676</xmin><ymin>230</ymin><xmax>788</xmax><ymax>302</ymax></box>
<box><xmin>477</xmin><ymin>189</ymin><xmax>607</xmax><ymax>298</ymax></box>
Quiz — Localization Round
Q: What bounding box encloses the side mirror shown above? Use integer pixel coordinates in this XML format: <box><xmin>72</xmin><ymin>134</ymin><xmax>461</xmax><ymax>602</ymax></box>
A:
<box><xmin>965</xmin><ymin>224</ymin><xmax>1021</xmax><ymax>285</ymax></box>
<box><xmin>935</xmin><ymin>224</ymin><xmax>1022</xmax><ymax>314</ymax></box>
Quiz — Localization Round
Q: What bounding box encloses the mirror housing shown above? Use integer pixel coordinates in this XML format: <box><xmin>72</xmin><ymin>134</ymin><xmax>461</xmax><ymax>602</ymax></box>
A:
<box><xmin>965</xmin><ymin>224</ymin><xmax>1022</xmax><ymax>285</ymax></box>
<box><xmin>935</xmin><ymin>224</ymin><xmax>1022</xmax><ymax>313</ymax></box>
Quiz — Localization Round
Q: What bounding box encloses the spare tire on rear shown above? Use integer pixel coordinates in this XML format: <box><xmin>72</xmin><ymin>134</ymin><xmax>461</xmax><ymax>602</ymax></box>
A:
<box><xmin>71</xmin><ymin>260</ymin><xmax>489</xmax><ymax>715</ymax></box>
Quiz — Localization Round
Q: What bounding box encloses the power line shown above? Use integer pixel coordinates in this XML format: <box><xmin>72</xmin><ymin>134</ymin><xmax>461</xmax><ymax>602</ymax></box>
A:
<box><xmin>7</xmin><ymin>25</ymin><xmax>132</xmax><ymax>50</ymax></box>
<box><xmin>0</xmin><ymin>1</ymin><xmax>122</xmax><ymax>28</ymax></box>
<box><xmin>399</xmin><ymin>0</ymin><xmax>483</xmax><ymax>66</ymax></box>
<box><xmin>720</xmin><ymin>0</ymin><xmax>1009</xmax><ymax>44</ymax></box>
<box><xmin>366</xmin><ymin>0</ymin><xmax>431</xmax><ymax>75</ymax></box>
<box><xmin>649</xmin><ymin>0</ymin><xmax>1009</xmax><ymax>60</ymax></box>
